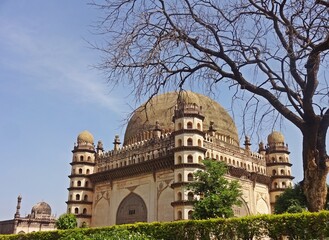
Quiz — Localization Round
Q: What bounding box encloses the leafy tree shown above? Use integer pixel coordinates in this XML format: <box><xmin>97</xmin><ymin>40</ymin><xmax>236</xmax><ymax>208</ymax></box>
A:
<box><xmin>92</xmin><ymin>0</ymin><xmax>329</xmax><ymax>211</ymax></box>
<box><xmin>274</xmin><ymin>183</ymin><xmax>307</xmax><ymax>214</ymax></box>
<box><xmin>56</xmin><ymin>213</ymin><xmax>77</xmax><ymax>230</ymax></box>
<box><xmin>188</xmin><ymin>159</ymin><xmax>242</xmax><ymax>219</ymax></box>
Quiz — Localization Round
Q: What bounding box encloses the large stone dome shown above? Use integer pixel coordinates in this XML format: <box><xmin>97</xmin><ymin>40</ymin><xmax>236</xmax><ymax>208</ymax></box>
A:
<box><xmin>124</xmin><ymin>91</ymin><xmax>239</xmax><ymax>145</ymax></box>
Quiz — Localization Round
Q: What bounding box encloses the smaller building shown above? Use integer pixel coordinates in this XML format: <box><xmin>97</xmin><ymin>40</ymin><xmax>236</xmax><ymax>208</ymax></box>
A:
<box><xmin>0</xmin><ymin>196</ymin><xmax>57</xmax><ymax>234</ymax></box>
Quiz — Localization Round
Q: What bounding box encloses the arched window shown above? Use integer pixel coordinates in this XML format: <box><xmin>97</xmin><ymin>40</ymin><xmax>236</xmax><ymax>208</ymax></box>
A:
<box><xmin>187</xmin><ymin>155</ymin><xmax>193</xmax><ymax>163</ymax></box>
<box><xmin>177</xmin><ymin>192</ymin><xmax>182</xmax><ymax>201</ymax></box>
<box><xmin>86</xmin><ymin>169</ymin><xmax>90</xmax><ymax>174</ymax></box>
<box><xmin>177</xmin><ymin>211</ymin><xmax>182</xmax><ymax>220</ymax></box>
<box><xmin>232</xmin><ymin>159</ymin><xmax>235</xmax><ymax>165</ymax></box>
<box><xmin>272</xmin><ymin>170</ymin><xmax>277</xmax><ymax>175</ymax></box>
<box><xmin>85</xmin><ymin>181</ymin><xmax>89</xmax><ymax>187</ymax></box>
<box><xmin>83</xmin><ymin>208</ymin><xmax>87</xmax><ymax>214</ymax></box>
<box><xmin>178</xmin><ymin>139</ymin><xmax>183</xmax><ymax>147</ymax></box>
<box><xmin>280</xmin><ymin>169</ymin><xmax>285</xmax><ymax>175</ymax></box>
<box><xmin>187</xmin><ymin>122</ymin><xmax>193</xmax><ymax>129</ymax></box>
<box><xmin>79</xmin><ymin>168</ymin><xmax>83</xmax><ymax>174</ymax></box>
<box><xmin>178</xmin><ymin>122</ymin><xmax>182</xmax><ymax>130</ymax></box>
<box><xmin>197</xmin><ymin>123</ymin><xmax>201</xmax><ymax>130</ymax></box>
<box><xmin>80</xmin><ymin>156</ymin><xmax>84</xmax><ymax>161</ymax></box>
<box><xmin>188</xmin><ymin>210</ymin><xmax>193</xmax><ymax>219</ymax></box>
<box><xmin>77</xmin><ymin>181</ymin><xmax>81</xmax><ymax>187</ymax></box>
<box><xmin>188</xmin><ymin>173</ymin><xmax>193</xmax><ymax>181</ymax></box>
<box><xmin>84</xmin><ymin>195</ymin><xmax>88</xmax><ymax>201</ymax></box>
<box><xmin>177</xmin><ymin>173</ymin><xmax>182</xmax><ymax>182</ymax></box>
<box><xmin>177</xmin><ymin>156</ymin><xmax>182</xmax><ymax>164</ymax></box>
<box><xmin>75</xmin><ymin>208</ymin><xmax>79</xmax><ymax>214</ymax></box>
<box><xmin>87</xmin><ymin>156</ymin><xmax>91</xmax><ymax>161</ymax></box>
<box><xmin>188</xmin><ymin>192</ymin><xmax>194</xmax><ymax>201</ymax></box>
<box><xmin>274</xmin><ymin>182</ymin><xmax>278</xmax><ymax>189</ymax></box>
<box><xmin>282</xmin><ymin>182</ymin><xmax>286</xmax><ymax>188</ymax></box>
<box><xmin>187</xmin><ymin>138</ymin><xmax>193</xmax><ymax>146</ymax></box>
<box><xmin>198</xmin><ymin>139</ymin><xmax>202</xmax><ymax>147</ymax></box>
<box><xmin>198</xmin><ymin>156</ymin><xmax>202</xmax><ymax>163</ymax></box>
<box><xmin>76</xmin><ymin>194</ymin><xmax>80</xmax><ymax>200</ymax></box>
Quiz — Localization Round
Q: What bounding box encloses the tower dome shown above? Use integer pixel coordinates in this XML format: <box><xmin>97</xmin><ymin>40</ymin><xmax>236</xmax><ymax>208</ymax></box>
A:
<box><xmin>77</xmin><ymin>130</ymin><xmax>94</xmax><ymax>144</ymax></box>
<box><xmin>124</xmin><ymin>91</ymin><xmax>239</xmax><ymax>146</ymax></box>
<box><xmin>267</xmin><ymin>131</ymin><xmax>285</xmax><ymax>144</ymax></box>
<box><xmin>31</xmin><ymin>202</ymin><xmax>51</xmax><ymax>218</ymax></box>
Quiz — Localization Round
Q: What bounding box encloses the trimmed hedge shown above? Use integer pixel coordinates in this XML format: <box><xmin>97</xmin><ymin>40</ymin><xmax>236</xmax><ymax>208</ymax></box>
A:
<box><xmin>1</xmin><ymin>211</ymin><xmax>329</xmax><ymax>240</ymax></box>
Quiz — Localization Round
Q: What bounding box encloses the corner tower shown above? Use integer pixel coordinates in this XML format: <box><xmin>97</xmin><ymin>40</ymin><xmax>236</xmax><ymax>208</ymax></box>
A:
<box><xmin>265</xmin><ymin>131</ymin><xmax>294</xmax><ymax>212</ymax></box>
<box><xmin>67</xmin><ymin>130</ymin><xmax>95</xmax><ymax>227</ymax></box>
<box><xmin>171</xmin><ymin>101</ymin><xmax>206</xmax><ymax>220</ymax></box>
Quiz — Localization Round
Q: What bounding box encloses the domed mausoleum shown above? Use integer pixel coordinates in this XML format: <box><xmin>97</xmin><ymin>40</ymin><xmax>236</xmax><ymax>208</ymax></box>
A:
<box><xmin>66</xmin><ymin>91</ymin><xmax>294</xmax><ymax>227</ymax></box>
<box><xmin>0</xmin><ymin>196</ymin><xmax>56</xmax><ymax>234</ymax></box>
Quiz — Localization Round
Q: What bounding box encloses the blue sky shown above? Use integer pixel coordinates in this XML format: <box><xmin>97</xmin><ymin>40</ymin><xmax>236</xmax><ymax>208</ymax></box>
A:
<box><xmin>0</xmin><ymin>1</ymin><xmax>327</xmax><ymax>220</ymax></box>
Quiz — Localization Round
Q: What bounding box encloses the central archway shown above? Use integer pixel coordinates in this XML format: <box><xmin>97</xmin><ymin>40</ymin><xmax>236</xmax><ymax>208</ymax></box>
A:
<box><xmin>116</xmin><ymin>192</ymin><xmax>147</xmax><ymax>224</ymax></box>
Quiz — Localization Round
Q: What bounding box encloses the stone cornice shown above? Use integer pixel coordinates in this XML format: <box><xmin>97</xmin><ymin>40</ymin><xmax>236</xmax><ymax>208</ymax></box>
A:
<box><xmin>228</xmin><ymin>166</ymin><xmax>271</xmax><ymax>186</ymax></box>
<box><xmin>172</xmin><ymin>129</ymin><xmax>205</xmax><ymax>137</ymax></box>
<box><xmin>90</xmin><ymin>154</ymin><xmax>174</xmax><ymax>184</ymax></box>
<box><xmin>174</xmin><ymin>146</ymin><xmax>207</xmax><ymax>153</ymax></box>
<box><xmin>266</xmin><ymin>162</ymin><xmax>292</xmax><ymax>167</ymax></box>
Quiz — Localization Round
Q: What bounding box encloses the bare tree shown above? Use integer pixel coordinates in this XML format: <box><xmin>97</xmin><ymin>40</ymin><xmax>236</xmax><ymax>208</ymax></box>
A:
<box><xmin>91</xmin><ymin>0</ymin><xmax>329</xmax><ymax>211</ymax></box>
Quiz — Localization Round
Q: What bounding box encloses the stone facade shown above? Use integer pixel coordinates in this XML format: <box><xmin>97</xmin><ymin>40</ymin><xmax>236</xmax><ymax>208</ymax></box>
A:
<box><xmin>66</xmin><ymin>91</ymin><xmax>294</xmax><ymax>227</ymax></box>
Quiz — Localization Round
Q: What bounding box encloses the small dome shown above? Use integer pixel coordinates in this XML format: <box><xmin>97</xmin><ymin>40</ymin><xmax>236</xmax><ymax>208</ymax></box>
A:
<box><xmin>267</xmin><ymin>131</ymin><xmax>284</xmax><ymax>144</ymax></box>
<box><xmin>31</xmin><ymin>202</ymin><xmax>51</xmax><ymax>218</ymax></box>
<box><xmin>77</xmin><ymin>130</ymin><xmax>94</xmax><ymax>144</ymax></box>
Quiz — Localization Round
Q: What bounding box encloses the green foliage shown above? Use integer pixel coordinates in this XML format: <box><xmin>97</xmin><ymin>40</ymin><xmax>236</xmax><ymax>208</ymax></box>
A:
<box><xmin>56</xmin><ymin>213</ymin><xmax>78</xmax><ymax>230</ymax></box>
<box><xmin>188</xmin><ymin>159</ymin><xmax>242</xmax><ymax>219</ymax></box>
<box><xmin>274</xmin><ymin>183</ymin><xmax>307</xmax><ymax>214</ymax></box>
<box><xmin>2</xmin><ymin>211</ymin><xmax>329</xmax><ymax>240</ymax></box>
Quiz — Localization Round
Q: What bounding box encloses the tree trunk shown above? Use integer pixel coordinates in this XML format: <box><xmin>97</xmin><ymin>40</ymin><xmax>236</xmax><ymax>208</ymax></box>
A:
<box><xmin>302</xmin><ymin>121</ymin><xmax>329</xmax><ymax>212</ymax></box>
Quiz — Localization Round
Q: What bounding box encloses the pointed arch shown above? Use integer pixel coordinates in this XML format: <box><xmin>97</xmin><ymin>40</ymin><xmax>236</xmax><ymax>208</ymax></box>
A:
<box><xmin>116</xmin><ymin>192</ymin><xmax>147</xmax><ymax>224</ymax></box>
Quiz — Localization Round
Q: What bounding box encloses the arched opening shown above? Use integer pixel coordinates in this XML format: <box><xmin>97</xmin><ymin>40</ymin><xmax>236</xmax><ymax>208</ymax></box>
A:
<box><xmin>177</xmin><ymin>156</ymin><xmax>182</xmax><ymax>164</ymax></box>
<box><xmin>198</xmin><ymin>139</ymin><xmax>202</xmax><ymax>147</ymax></box>
<box><xmin>177</xmin><ymin>192</ymin><xmax>182</xmax><ymax>201</ymax></box>
<box><xmin>188</xmin><ymin>210</ymin><xmax>193</xmax><ymax>219</ymax></box>
<box><xmin>77</xmin><ymin>181</ymin><xmax>81</xmax><ymax>187</ymax></box>
<box><xmin>83</xmin><ymin>208</ymin><xmax>87</xmax><ymax>214</ymax></box>
<box><xmin>178</xmin><ymin>139</ymin><xmax>183</xmax><ymax>147</ymax></box>
<box><xmin>177</xmin><ymin>173</ymin><xmax>182</xmax><ymax>182</ymax></box>
<box><xmin>188</xmin><ymin>192</ymin><xmax>194</xmax><ymax>201</ymax></box>
<box><xmin>85</xmin><ymin>181</ymin><xmax>89</xmax><ymax>187</ymax></box>
<box><xmin>87</xmin><ymin>156</ymin><xmax>91</xmax><ymax>161</ymax></box>
<box><xmin>84</xmin><ymin>195</ymin><xmax>88</xmax><ymax>201</ymax></box>
<box><xmin>197</xmin><ymin>123</ymin><xmax>201</xmax><ymax>130</ymax></box>
<box><xmin>280</xmin><ymin>169</ymin><xmax>285</xmax><ymax>175</ymax></box>
<box><xmin>76</xmin><ymin>194</ymin><xmax>80</xmax><ymax>200</ymax></box>
<box><xmin>282</xmin><ymin>182</ymin><xmax>286</xmax><ymax>188</ymax></box>
<box><xmin>187</xmin><ymin>122</ymin><xmax>193</xmax><ymax>129</ymax></box>
<box><xmin>272</xmin><ymin>170</ymin><xmax>277</xmax><ymax>175</ymax></box>
<box><xmin>80</xmin><ymin>156</ymin><xmax>84</xmax><ymax>161</ymax></box>
<box><xmin>74</xmin><ymin>207</ymin><xmax>79</xmax><ymax>214</ymax></box>
<box><xmin>198</xmin><ymin>156</ymin><xmax>202</xmax><ymax>163</ymax></box>
<box><xmin>86</xmin><ymin>169</ymin><xmax>90</xmax><ymax>174</ymax></box>
<box><xmin>177</xmin><ymin>211</ymin><xmax>182</xmax><ymax>220</ymax></box>
<box><xmin>178</xmin><ymin>122</ymin><xmax>182</xmax><ymax>130</ymax></box>
<box><xmin>188</xmin><ymin>173</ymin><xmax>194</xmax><ymax>181</ymax></box>
<box><xmin>116</xmin><ymin>193</ymin><xmax>147</xmax><ymax>224</ymax></box>
<box><xmin>187</xmin><ymin>138</ymin><xmax>193</xmax><ymax>146</ymax></box>
<box><xmin>187</xmin><ymin>155</ymin><xmax>193</xmax><ymax>163</ymax></box>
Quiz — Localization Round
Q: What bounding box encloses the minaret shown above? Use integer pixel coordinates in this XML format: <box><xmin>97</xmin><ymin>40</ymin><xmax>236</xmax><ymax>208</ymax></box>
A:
<box><xmin>14</xmin><ymin>195</ymin><xmax>22</xmax><ymax>219</ymax></box>
<box><xmin>66</xmin><ymin>130</ymin><xmax>95</xmax><ymax>227</ymax></box>
<box><xmin>171</xmin><ymin>101</ymin><xmax>206</xmax><ymax>220</ymax></box>
<box><xmin>266</xmin><ymin>131</ymin><xmax>294</xmax><ymax>212</ymax></box>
